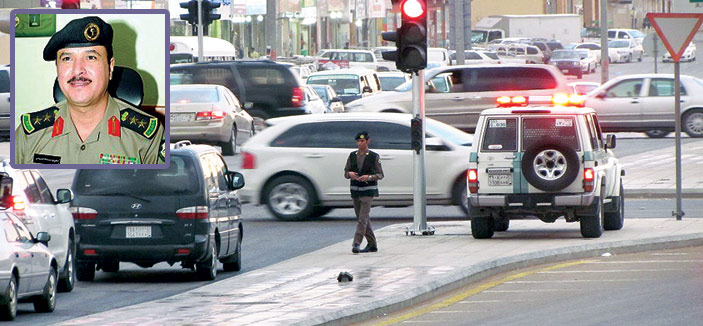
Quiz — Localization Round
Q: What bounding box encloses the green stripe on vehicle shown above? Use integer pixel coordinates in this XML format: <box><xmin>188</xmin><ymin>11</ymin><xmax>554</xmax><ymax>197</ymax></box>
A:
<box><xmin>583</xmin><ymin>151</ymin><xmax>593</xmax><ymax>161</ymax></box>
<box><xmin>513</xmin><ymin>152</ymin><xmax>522</xmax><ymax>193</ymax></box>
<box><xmin>469</xmin><ymin>152</ymin><xmax>478</xmax><ymax>163</ymax></box>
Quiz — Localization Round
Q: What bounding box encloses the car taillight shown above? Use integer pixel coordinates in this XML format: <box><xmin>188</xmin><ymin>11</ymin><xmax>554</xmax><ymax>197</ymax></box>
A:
<box><xmin>196</xmin><ymin>111</ymin><xmax>226</xmax><ymax>120</ymax></box>
<box><xmin>242</xmin><ymin>152</ymin><xmax>256</xmax><ymax>169</ymax></box>
<box><xmin>292</xmin><ymin>87</ymin><xmax>305</xmax><ymax>107</ymax></box>
<box><xmin>11</xmin><ymin>196</ymin><xmax>25</xmax><ymax>211</ymax></box>
<box><xmin>467</xmin><ymin>169</ymin><xmax>479</xmax><ymax>194</ymax></box>
<box><xmin>176</xmin><ymin>206</ymin><xmax>209</xmax><ymax>219</ymax></box>
<box><xmin>71</xmin><ymin>207</ymin><xmax>98</xmax><ymax>220</ymax></box>
<box><xmin>583</xmin><ymin>168</ymin><xmax>595</xmax><ymax>192</ymax></box>
<box><xmin>83</xmin><ymin>249</ymin><xmax>98</xmax><ymax>256</ymax></box>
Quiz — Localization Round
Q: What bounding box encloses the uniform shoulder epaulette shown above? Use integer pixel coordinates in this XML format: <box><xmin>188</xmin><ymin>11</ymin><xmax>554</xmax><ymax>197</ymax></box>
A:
<box><xmin>119</xmin><ymin>107</ymin><xmax>160</xmax><ymax>139</ymax></box>
<box><xmin>21</xmin><ymin>106</ymin><xmax>59</xmax><ymax>135</ymax></box>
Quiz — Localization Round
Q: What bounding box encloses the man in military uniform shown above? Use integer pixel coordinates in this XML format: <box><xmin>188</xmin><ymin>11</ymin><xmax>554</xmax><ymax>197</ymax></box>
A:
<box><xmin>14</xmin><ymin>16</ymin><xmax>165</xmax><ymax>165</ymax></box>
<box><xmin>344</xmin><ymin>131</ymin><xmax>384</xmax><ymax>254</ymax></box>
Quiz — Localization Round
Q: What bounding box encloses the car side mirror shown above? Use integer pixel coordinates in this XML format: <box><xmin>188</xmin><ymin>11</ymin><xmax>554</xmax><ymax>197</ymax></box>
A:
<box><xmin>606</xmin><ymin>134</ymin><xmax>617</xmax><ymax>149</ymax></box>
<box><xmin>331</xmin><ymin>97</ymin><xmax>343</xmax><ymax>103</ymax></box>
<box><xmin>35</xmin><ymin>232</ymin><xmax>51</xmax><ymax>246</ymax></box>
<box><xmin>596</xmin><ymin>90</ymin><xmax>607</xmax><ymax>99</ymax></box>
<box><xmin>362</xmin><ymin>86</ymin><xmax>373</xmax><ymax>93</ymax></box>
<box><xmin>227</xmin><ymin>171</ymin><xmax>245</xmax><ymax>190</ymax></box>
<box><xmin>244</xmin><ymin>102</ymin><xmax>254</xmax><ymax>109</ymax></box>
<box><xmin>56</xmin><ymin>188</ymin><xmax>73</xmax><ymax>204</ymax></box>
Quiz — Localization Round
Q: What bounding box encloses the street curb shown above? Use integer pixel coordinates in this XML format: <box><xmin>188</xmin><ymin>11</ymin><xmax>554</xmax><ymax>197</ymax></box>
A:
<box><xmin>626</xmin><ymin>189</ymin><xmax>703</xmax><ymax>199</ymax></box>
<box><xmin>314</xmin><ymin>232</ymin><xmax>703</xmax><ymax>326</ymax></box>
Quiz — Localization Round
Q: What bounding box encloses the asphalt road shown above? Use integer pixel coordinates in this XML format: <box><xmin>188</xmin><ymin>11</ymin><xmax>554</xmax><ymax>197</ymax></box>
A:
<box><xmin>360</xmin><ymin>245</ymin><xmax>703</xmax><ymax>326</ymax></box>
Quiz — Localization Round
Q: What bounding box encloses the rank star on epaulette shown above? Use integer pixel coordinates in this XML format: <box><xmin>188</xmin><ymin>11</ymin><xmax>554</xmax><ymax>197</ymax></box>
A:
<box><xmin>119</xmin><ymin>108</ymin><xmax>160</xmax><ymax>139</ymax></box>
<box><xmin>22</xmin><ymin>106</ymin><xmax>58</xmax><ymax>135</ymax></box>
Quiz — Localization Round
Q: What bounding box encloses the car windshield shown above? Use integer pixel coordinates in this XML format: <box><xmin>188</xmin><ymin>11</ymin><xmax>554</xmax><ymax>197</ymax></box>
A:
<box><xmin>379</xmin><ymin>76</ymin><xmax>407</xmax><ymax>91</ymax></box>
<box><xmin>609</xmin><ymin>40</ymin><xmax>629</xmax><ymax>48</ymax></box>
<box><xmin>307</xmin><ymin>74</ymin><xmax>360</xmax><ymax>95</ymax></box>
<box><xmin>426</xmin><ymin>119</ymin><xmax>473</xmax><ymax>146</ymax></box>
<box><xmin>630</xmin><ymin>30</ymin><xmax>645</xmax><ymax>38</ymax></box>
<box><xmin>310</xmin><ymin>86</ymin><xmax>329</xmax><ymax>102</ymax></box>
<box><xmin>551</xmin><ymin>51</ymin><xmax>580</xmax><ymax>60</ymax></box>
<box><xmin>73</xmin><ymin>156</ymin><xmax>200</xmax><ymax>196</ymax></box>
<box><xmin>170</xmin><ymin>88</ymin><xmax>219</xmax><ymax>103</ymax></box>
<box><xmin>576</xmin><ymin>51</ymin><xmax>589</xmax><ymax>59</ymax></box>
<box><xmin>482</xmin><ymin>52</ymin><xmax>499</xmax><ymax>60</ymax></box>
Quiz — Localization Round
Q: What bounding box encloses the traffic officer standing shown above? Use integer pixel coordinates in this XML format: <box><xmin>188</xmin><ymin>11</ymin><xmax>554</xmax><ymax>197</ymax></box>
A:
<box><xmin>344</xmin><ymin>131</ymin><xmax>384</xmax><ymax>254</ymax></box>
<box><xmin>14</xmin><ymin>16</ymin><xmax>165</xmax><ymax>165</ymax></box>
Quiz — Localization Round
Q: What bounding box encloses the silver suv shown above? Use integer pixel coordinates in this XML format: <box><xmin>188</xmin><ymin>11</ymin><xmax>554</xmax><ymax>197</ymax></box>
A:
<box><xmin>467</xmin><ymin>103</ymin><xmax>625</xmax><ymax>239</ymax></box>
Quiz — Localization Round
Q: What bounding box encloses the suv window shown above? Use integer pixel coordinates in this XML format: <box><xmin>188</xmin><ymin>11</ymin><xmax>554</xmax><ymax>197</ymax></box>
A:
<box><xmin>481</xmin><ymin>118</ymin><xmax>517</xmax><ymax>151</ymax></box>
<box><xmin>30</xmin><ymin>171</ymin><xmax>54</xmax><ymax>204</ymax></box>
<box><xmin>0</xmin><ymin>70</ymin><xmax>9</xmax><ymax>93</ymax></box>
<box><xmin>74</xmin><ymin>156</ymin><xmax>200</xmax><ymax>195</ymax></box>
<box><xmin>200</xmin><ymin>153</ymin><xmax>228</xmax><ymax>191</ymax></box>
<box><xmin>522</xmin><ymin>117</ymin><xmax>580</xmax><ymax>151</ymax></box>
<box><xmin>461</xmin><ymin>67</ymin><xmax>557</xmax><ymax>92</ymax></box>
<box><xmin>238</xmin><ymin>67</ymin><xmax>286</xmax><ymax>86</ymax></box>
<box><xmin>649</xmin><ymin>78</ymin><xmax>686</xmax><ymax>96</ymax></box>
<box><xmin>171</xmin><ymin>66</ymin><xmax>239</xmax><ymax>96</ymax></box>
<box><xmin>21</xmin><ymin>172</ymin><xmax>41</xmax><ymax>203</ymax></box>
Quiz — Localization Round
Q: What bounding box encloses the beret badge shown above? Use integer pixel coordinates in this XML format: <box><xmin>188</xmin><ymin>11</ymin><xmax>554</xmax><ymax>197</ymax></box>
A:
<box><xmin>84</xmin><ymin>22</ymin><xmax>100</xmax><ymax>42</ymax></box>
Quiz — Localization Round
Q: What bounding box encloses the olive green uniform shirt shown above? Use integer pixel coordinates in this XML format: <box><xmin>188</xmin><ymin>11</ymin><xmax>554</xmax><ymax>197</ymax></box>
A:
<box><xmin>15</xmin><ymin>95</ymin><xmax>165</xmax><ymax>164</ymax></box>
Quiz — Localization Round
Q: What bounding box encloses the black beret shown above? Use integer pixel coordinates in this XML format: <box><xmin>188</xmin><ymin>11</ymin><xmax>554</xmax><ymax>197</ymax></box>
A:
<box><xmin>43</xmin><ymin>16</ymin><xmax>113</xmax><ymax>61</ymax></box>
<box><xmin>355</xmin><ymin>131</ymin><xmax>369</xmax><ymax>140</ymax></box>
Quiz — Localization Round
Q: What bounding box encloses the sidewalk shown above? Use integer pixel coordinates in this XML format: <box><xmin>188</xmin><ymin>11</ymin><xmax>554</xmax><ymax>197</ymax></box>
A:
<box><xmin>59</xmin><ymin>218</ymin><xmax>703</xmax><ymax>326</ymax></box>
<box><xmin>618</xmin><ymin>138</ymin><xmax>703</xmax><ymax>197</ymax></box>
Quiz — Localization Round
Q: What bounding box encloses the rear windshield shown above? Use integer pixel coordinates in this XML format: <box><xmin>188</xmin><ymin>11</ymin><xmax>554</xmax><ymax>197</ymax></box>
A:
<box><xmin>170</xmin><ymin>87</ymin><xmax>219</xmax><ymax>103</ymax></box>
<box><xmin>74</xmin><ymin>156</ymin><xmax>200</xmax><ymax>196</ymax></box>
<box><xmin>307</xmin><ymin>74</ymin><xmax>360</xmax><ymax>95</ymax></box>
<box><xmin>522</xmin><ymin>117</ymin><xmax>579</xmax><ymax>151</ymax></box>
<box><xmin>481</xmin><ymin>118</ymin><xmax>518</xmax><ymax>151</ymax></box>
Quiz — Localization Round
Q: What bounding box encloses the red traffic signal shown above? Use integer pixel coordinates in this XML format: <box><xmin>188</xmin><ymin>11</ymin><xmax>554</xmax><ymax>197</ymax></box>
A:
<box><xmin>401</xmin><ymin>0</ymin><xmax>425</xmax><ymax>19</ymax></box>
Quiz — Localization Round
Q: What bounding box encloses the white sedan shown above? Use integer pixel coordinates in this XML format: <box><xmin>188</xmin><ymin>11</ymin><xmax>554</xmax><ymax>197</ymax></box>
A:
<box><xmin>663</xmin><ymin>42</ymin><xmax>696</xmax><ymax>62</ymax></box>
<box><xmin>608</xmin><ymin>39</ymin><xmax>643</xmax><ymax>62</ymax></box>
<box><xmin>576</xmin><ymin>50</ymin><xmax>597</xmax><ymax>74</ymax></box>
<box><xmin>239</xmin><ymin>113</ymin><xmax>474</xmax><ymax>220</ymax></box>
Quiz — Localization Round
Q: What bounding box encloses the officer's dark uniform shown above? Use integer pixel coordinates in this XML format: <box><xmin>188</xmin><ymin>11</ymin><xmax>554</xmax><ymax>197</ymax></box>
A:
<box><xmin>344</xmin><ymin>131</ymin><xmax>384</xmax><ymax>253</ymax></box>
<box><xmin>14</xmin><ymin>16</ymin><xmax>165</xmax><ymax>165</ymax></box>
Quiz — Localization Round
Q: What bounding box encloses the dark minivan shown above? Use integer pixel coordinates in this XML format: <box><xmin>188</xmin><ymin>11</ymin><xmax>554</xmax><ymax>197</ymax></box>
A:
<box><xmin>71</xmin><ymin>144</ymin><xmax>245</xmax><ymax>281</ymax></box>
<box><xmin>170</xmin><ymin>60</ymin><xmax>307</xmax><ymax>128</ymax></box>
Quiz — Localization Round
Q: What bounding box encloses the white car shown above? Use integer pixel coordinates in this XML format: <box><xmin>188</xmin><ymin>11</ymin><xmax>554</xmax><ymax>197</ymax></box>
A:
<box><xmin>303</xmin><ymin>85</ymin><xmax>328</xmax><ymax>114</ymax></box>
<box><xmin>315</xmin><ymin>49</ymin><xmax>378</xmax><ymax>71</ymax></box>
<box><xmin>576</xmin><ymin>49</ymin><xmax>597</xmax><ymax>74</ymax></box>
<box><xmin>376</xmin><ymin>71</ymin><xmax>410</xmax><ymax>91</ymax></box>
<box><xmin>0</xmin><ymin>161</ymin><xmax>75</xmax><ymax>293</ymax></box>
<box><xmin>569</xmin><ymin>81</ymin><xmax>600</xmax><ymax>95</ymax></box>
<box><xmin>584</xmin><ymin>73</ymin><xmax>703</xmax><ymax>138</ymax></box>
<box><xmin>239</xmin><ymin>113</ymin><xmax>474</xmax><ymax>220</ymax></box>
<box><xmin>371</xmin><ymin>46</ymin><xmax>397</xmax><ymax>71</ymax></box>
<box><xmin>663</xmin><ymin>42</ymin><xmax>696</xmax><ymax>62</ymax></box>
<box><xmin>570</xmin><ymin>42</ymin><xmax>602</xmax><ymax>63</ymax></box>
<box><xmin>428</xmin><ymin>47</ymin><xmax>451</xmax><ymax>68</ymax></box>
<box><xmin>608</xmin><ymin>28</ymin><xmax>645</xmax><ymax>45</ymax></box>
<box><xmin>608</xmin><ymin>39</ymin><xmax>643</xmax><ymax>62</ymax></box>
<box><xmin>449</xmin><ymin>50</ymin><xmax>500</xmax><ymax>65</ymax></box>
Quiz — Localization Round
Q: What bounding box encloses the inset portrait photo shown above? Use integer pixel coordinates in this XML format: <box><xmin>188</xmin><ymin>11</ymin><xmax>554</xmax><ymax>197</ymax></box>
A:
<box><xmin>10</xmin><ymin>9</ymin><xmax>170</xmax><ymax>168</ymax></box>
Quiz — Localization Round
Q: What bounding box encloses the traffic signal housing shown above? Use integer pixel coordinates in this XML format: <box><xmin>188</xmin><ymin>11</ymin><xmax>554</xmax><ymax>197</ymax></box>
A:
<box><xmin>410</xmin><ymin>117</ymin><xmax>423</xmax><ymax>153</ymax></box>
<box><xmin>201</xmin><ymin>0</ymin><xmax>221</xmax><ymax>28</ymax></box>
<box><xmin>399</xmin><ymin>0</ymin><xmax>427</xmax><ymax>72</ymax></box>
<box><xmin>179</xmin><ymin>1</ymin><xmax>198</xmax><ymax>25</ymax></box>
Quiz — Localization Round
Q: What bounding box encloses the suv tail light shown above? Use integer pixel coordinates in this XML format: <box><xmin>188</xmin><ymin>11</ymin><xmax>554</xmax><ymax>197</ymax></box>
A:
<box><xmin>467</xmin><ymin>169</ymin><xmax>479</xmax><ymax>194</ymax></box>
<box><xmin>196</xmin><ymin>111</ymin><xmax>226</xmax><ymax>120</ymax></box>
<box><xmin>242</xmin><ymin>152</ymin><xmax>256</xmax><ymax>169</ymax></box>
<box><xmin>292</xmin><ymin>87</ymin><xmax>305</xmax><ymax>107</ymax></box>
<box><xmin>71</xmin><ymin>207</ymin><xmax>98</xmax><ymax>220</ymax></box>
<box><xmin>176</xmin><ymin>206</ymin><xmax>209</xmax><ymax>219</ymax></box>
<box><xmin>11</xmin><ymin>196</ymin><xmax>26</xmax><ymax>211</ymax></box>
<box><xmin>583</xmin><ymin>168</ymin><xmax>595</xmax><ymax>192</ymax></box>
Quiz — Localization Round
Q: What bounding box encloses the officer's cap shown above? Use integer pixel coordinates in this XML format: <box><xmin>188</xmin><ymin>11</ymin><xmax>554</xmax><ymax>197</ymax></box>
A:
<box><xmin>43</xmin><ymin>16</ymin><xmax>113</xmax><ymax>61</ymax></box>
<box><xmin>355</xmin><ymin>131</ymin><xmax>369</xmax><ymax>140</ymax></box>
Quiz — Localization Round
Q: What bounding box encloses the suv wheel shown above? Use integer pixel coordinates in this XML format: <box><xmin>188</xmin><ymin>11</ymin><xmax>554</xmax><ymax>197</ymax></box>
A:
<box><xmin>0</xmin><ymin>276</ymin><xmax>17</xmax><ymax>320</ymax></box>
<box><xmin>644</xmin><ymin>130</ymin><xmax>670</xmax><ymax>138</ymax></box>
<box><xmin>58</xmin><ymin>238</ymin><xmax>75</xmax><ymax>292</ymax></box>
<box><xmin>683</xmin><ymin>109</ymin><xmax>703</xmax><ymax>138</ymax></box>
<box><xmin>196</xmin><ymin>242</ymin><xmax>218</xmax><ymax>281</ymax></box>
<box><xmin>221</xmin><ymin>126</ymin><xmax>237</xmax><ymax>156</ymax></box>
<box><xmin>33</xmin><ymin>268</ymin><xmax>57</xmax><ymax>313</ymax></box>
<box><xmin>471</xmin><ymin>216</ymin><xmax>495</xmax><ymax>239</ymax></box>
<box><xmin>222</xmin><ymin>237</ymin><xmax>242</xmax><ymax>272</ymax></box>
<box><xmin>264</xmin><ymin>175</ymin><xmax>316</xmax><ymax>221</ymax></box>
<box><xmin>580</xmin><ymin>190</ymin><xmax>604</xmax><ymax>238</ymax></box>
<box><xmin>522</xmin><ymin>141</ymin><xmax>579</xmax><ymax>192</ymax></box>
<box><xmin>604</xmin><ymin>184</ymin><xmax>625</xmax><ymax>230</ymax></box>
<box><xmin>76</xmin><ymin>262</ymin><xmax>95</xmax><ymax>282</ymax></box>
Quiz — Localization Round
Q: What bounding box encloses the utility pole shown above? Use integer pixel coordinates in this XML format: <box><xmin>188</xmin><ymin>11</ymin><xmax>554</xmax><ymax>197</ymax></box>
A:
<box><xmin>452</xmin><ymin>0</ymin><xmax>465</xmax><ymax>65</ymax></box>
<box><xmin>600</xmin><ymin>0</ymin><xmax>609</xmax><ymax>84</ymax></box>
<box><xmin>266</xmin><ymin>0</ymin><xmax>278</xmax><ymax>59</ymax></box>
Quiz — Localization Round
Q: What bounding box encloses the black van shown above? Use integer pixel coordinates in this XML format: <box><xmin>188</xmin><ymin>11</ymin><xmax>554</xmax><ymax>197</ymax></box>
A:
<box><xmin>71</xmin><ymin>144</ymin><xmax>245</xmax><ymax>281</ymax></box>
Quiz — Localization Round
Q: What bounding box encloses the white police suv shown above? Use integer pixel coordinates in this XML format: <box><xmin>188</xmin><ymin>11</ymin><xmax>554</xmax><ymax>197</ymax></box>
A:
<box><xmin>467</xmin><ymin>95</ymin><xmax>625</xmax><ymax>239</ymax></box>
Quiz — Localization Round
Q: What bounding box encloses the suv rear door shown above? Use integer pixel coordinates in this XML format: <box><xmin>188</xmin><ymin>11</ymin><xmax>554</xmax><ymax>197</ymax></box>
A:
<box><xmin>476</xmin><ymin>117</ymin><xmax>520</xmax><ymax>194</ymax></box>
<box><xmin>199</xmin><ymin>152</ymin><xmax>239</xmax><ymax>256</ymax></box>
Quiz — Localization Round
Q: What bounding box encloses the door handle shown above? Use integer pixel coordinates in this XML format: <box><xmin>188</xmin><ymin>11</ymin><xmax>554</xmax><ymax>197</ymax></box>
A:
<box><xmin>305</xmin><ymin>154</ymin><xmax>323</xmax><ymax>158</ymax></box>
<box><xmin>630</xmin><ymin>101</ymin><xmax>639</xmax><ymax>104</ymax></box>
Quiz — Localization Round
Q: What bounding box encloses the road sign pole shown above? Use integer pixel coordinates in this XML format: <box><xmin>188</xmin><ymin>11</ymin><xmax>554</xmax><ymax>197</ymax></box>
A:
<box><xmin>197</xmin><ymin>0</ymin><xmax>203</xmax><ymax>61</ymax></box>
<box><xmin>407</xmin><ymin>70</ymin><xmax>434</xmax><ymax>236</ymax></box>
<box><xmin>674</xmin><ymin>62</ymin><xmax>684</xmax><ymax>220</ymax></box>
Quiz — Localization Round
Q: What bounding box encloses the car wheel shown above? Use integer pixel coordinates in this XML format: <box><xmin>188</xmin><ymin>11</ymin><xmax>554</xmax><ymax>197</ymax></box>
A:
<box><xmin>683</xmin><ymin>109</ymin><xmax>703</xmax><ymax>138</ymax></box>
<box><xmin>580</xmin><ymin>189</ymin><xmax>604</xmax><ymax>238</ymax></box>
<box><xmin>58</xmin><ymin>238</ymin><xmax>75</xmax><ymax>292</ymax></box>
<box><xmin>33</xmin><ymin>268</ymin><xmax>57</xmax><ymax>313</ymax></box>
<box><xmin>102</xmin><ymin>261</ymin><xmax>119</xmax><ymax>273</ymax></box>
<box><xmin>626</xmin><ymin>54</ymin><xmax>632</xmax><ymax>63</ymax></box>
<box><xmin>309</xmin><ymin>206</ymin><xmax>334</xmax><ymax>218</ymax></box>
<box><xmin>494</xmin><ymin>219</ymin><xmax>510</xmax><ymax>232</ymax></box>
<box><xmin>264</xmin><ymin>175</ymin><xmax>316</xmax><ymax>221</ymax></box>
<box><xmin>604</xmin><ymin>184</ymin><xmax>625</xmax><ymax>231</ymax></box>
<box><xmin>0</xmin><ymin>276</ymin><xmax>17</xmax><ymax>321</ymax></box>
<box><xmin>638</xmin><ymin>53</ymin><xmax>643</xmax><ymax>62</ymax></box>
<box><xmin>471</xmin><ymin>216</ymin><xmax>494</xmax><ymax>239</ymax></box>
<box><xmin>222</xmin><ymin>235</ymin><xmax>242</xmax><ymax>272</ymax></box>
<box><xmin>76</xmin><ymin>262</ymin><xmax>95</xmax><ymax>282</ymax></box>
<box><xmin>221</xmin><ymin>126</ymin><xmax>237</xmax><ymax>156</ymax></box>
<box><xmin>522</xmin><ymin>141</ymin><xmax>580</xmax><ymax>192</ymax></box>
<box><xmin>453</xmin><ymin>179</ymin><xmax>469</xmax><ymax>216</ymax></box>
<box><xmin>196</xmin><ymin>241</ymin><xmax>217</xmax><ymax>281</ymax></box>
<box><xmin>644</xmin><ymin>130</ymin><xmax>670</xmax><ymax>138</ymax></box>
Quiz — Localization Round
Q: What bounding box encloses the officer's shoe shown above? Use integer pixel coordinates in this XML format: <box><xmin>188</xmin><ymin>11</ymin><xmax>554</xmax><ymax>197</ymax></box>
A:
<box><xmin>352</xmin><ymin>245</ymin><xmax>361</xmax><ymax>254</ymax></box>
<box><xmin>360</xmin><ymin>245</ymin><xmax>378</xmax><ymax>253</ymax></box>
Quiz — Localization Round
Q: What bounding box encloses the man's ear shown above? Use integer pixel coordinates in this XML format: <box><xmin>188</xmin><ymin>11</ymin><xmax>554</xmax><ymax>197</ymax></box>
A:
<box><xmin>108</xmin><ymin>57</ymin><xmax>115</xmax><ymax>80</ymax></box>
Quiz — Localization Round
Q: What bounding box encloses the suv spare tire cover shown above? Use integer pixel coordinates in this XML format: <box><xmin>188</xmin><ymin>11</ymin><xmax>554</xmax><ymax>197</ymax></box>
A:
<box><xmin>522</xmin><ymin>140</ymin><xmax>580</xmax><ymax>192</ymax></box>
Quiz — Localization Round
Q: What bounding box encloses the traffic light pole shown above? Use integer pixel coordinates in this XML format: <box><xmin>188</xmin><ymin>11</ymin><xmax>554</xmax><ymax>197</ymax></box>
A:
<box><xmin>407</xmin><ymin>70</ymin><xmax>434</xmax><ymax>236</ymax></box>
<box><xmin>196</xmin><ymin>0</ymin><xmax>203</xmax><ymax>61</ymax></box>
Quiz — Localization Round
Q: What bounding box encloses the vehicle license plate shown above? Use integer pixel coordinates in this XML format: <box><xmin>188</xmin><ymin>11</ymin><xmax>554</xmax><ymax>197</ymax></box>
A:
<box><xmin>126</xmin><ymin>226</ymin><xmax>151</xmax><ymax>238</ymax></box>
<box><xmin>170</xmin><ymin>113</ymin><xmax>192</xmax><ymax>122</ymax></box>
<box><xmin>488</xmin><ymin>174</ymin><xmax>512</xmax><ymax>186</ymax></box>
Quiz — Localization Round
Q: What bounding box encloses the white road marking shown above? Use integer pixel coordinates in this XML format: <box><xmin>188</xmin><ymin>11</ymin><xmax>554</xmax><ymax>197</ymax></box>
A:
<box><xmin>538</xmin><ymin>268</ymin><xmax>696</xmax><ymax>273</ymax></box>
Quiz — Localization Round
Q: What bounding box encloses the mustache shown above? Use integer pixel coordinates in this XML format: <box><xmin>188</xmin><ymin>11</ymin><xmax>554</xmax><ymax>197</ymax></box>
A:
<box><xmin>67</xmin><ymin>76</ymin><xmax>92</xmax><ymax>83</ymax></box>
